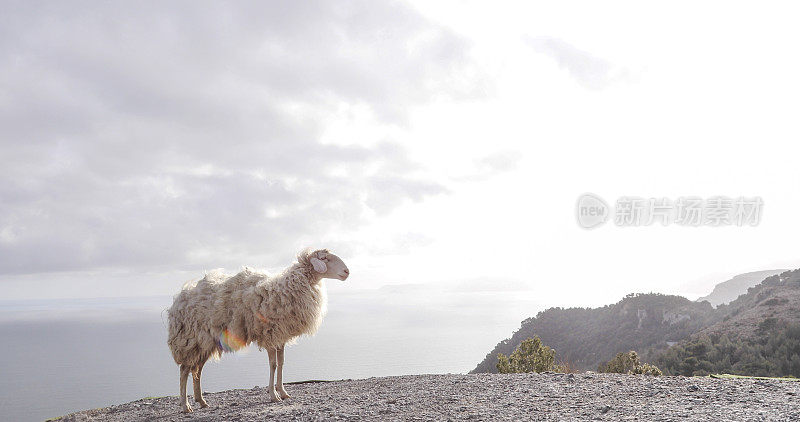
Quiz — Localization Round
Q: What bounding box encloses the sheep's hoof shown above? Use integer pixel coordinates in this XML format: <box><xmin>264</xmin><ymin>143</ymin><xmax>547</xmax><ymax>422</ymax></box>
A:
<box><xmin>182</xmin><ymin>405</ymin><xmax>193</xmax><ymax>413</ymax></box>
<box><xmin>269</xmin><ymin>395</ymin><xmax>282</xmax><ymax>403</ymax></box>
<box><xmin>197</xmin><ymin>399</ymin><xmax>209</xmax><ymax>408</ymax></box>
<box><xmin>280</xmin><ymin>392</ymin><xmax>291</xmax><ymax>400</ymax></box>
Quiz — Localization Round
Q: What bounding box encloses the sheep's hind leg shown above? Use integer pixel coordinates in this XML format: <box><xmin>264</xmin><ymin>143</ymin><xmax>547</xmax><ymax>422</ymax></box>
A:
<box><xmin>267</xmin><ymin>347</ymin><xmax>282</xmax><ymax>402</ymax></box>
<box><xmin>276</xmin><ymin>344</ymin><xmax>290</xmax><ymax>399</ymax></box>
<box><xmin>192</xmin><ymin>362</ymin><xmax>209</xmax><ymax>408</ymax></box>
<box><xmin>179</xmin><ymin>364</ymin><xmax>193</xmax><ymax>413</ymax></box>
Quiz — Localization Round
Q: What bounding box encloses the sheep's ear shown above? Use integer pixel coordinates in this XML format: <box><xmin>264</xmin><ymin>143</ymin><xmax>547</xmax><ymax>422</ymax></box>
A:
<box><xmin>310</xmin><ymin>257</ymin><xmax>327</xmax><ymax>273</ymax></box>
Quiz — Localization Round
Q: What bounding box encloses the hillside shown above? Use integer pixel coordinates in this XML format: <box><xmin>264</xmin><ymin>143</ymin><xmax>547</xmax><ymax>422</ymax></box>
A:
<box><xmin>656</xmin><ymin>269</ymin><xmax>800</xmax><ymax>377</ymax></box>
<box><xmin>701</xmin><ymin>269</ymin><xmax>800</xmax><ymax>338</ymax></box>
<box><xmin>697</xmin><ymin>270</ymin><xmax>786</xmax><ymax>307</ymax></box>
<box><xmin>53</xmin><ymin>373</ymin><xmax>800</xmax><ymax>421</ymax></box>
<box><xmin>471</xmin><ymin>293</ymin><xmax>716</xmax><ymax>373</ymax></box>
<box><xmin>474</xmin><ymin>268</ymin><xmax>800</xmax><ymax>378</ymax></box>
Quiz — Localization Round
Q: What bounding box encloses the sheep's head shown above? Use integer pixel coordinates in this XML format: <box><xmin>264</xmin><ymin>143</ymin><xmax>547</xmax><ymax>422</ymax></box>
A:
<box><xmin>303</xmin><ymin>249</ymin><xmax>349</xmax><ymax>281</ymax></box>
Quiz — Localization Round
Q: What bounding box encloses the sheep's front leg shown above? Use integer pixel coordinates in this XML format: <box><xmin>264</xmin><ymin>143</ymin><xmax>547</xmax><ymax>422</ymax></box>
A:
<box><xmin>192</xmin><ymin>363</ymin><xmax>209</xmax><ymax>408</ymax></box>
<box><xmin>276</xmin><ymin>344</ymin><xmax>290</xmax><ymax>399</ymax></box>
<box><xmin>179</xmin><ymin>364</ymin><xmax>193</xmax><ymax>413</ymax></box>
<box><xmin>267</xmin><ymin>347</ymin><xmax>282</xmax><ymax>402</ymax></box>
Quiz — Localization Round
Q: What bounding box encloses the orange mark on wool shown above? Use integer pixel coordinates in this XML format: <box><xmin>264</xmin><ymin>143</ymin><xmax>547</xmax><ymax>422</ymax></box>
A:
<box><xmin>256</xmin><ymin>312</ymin><xmax>271</xmax><ymax>325</ymax></box>
<box><xmin>218</xmin><ymin>329</ymin><xmax>246</xmax><ymax>353</ymax></box>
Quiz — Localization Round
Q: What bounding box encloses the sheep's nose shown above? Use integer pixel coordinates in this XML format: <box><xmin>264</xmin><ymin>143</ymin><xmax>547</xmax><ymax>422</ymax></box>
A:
<box><xmin>343</xmin><ymin>268</ymin><xmax>349</xmax><ymax>274</ymax></box>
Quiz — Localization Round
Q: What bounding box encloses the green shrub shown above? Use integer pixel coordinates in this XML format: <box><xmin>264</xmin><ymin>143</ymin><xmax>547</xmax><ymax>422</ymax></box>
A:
<box><xmin>496</xmin><ymin>337</ymin><xmax>561</xmax><ymax>374</ymax></box>
<box><xmin>599</xmin><ymin>351</ymin><xmax>662</xmax><ymax>376</ymax></box>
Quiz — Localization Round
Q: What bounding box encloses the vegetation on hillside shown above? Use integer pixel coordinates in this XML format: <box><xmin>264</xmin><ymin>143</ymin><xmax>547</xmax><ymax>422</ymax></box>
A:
<box><xmin>473</xmin><ymin>293</ymin><xmax>716</xmax><ymax>373</ymax></box>
<box><xmin>474</xmin><ymin>269</ymin><xmax>800</xmax><ymax>378</ymax></box>
<box><xmin>656</xmin><ymin>323</ymin><xmax>800</xmax><ymax>377</ymax></box>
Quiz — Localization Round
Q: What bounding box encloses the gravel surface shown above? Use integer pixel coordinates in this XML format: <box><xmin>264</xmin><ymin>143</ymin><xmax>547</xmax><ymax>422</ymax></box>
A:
<box><xmin>55</xmin><ymin>372</ymin><xmax>800</xmax><ymax>421</ymax></box>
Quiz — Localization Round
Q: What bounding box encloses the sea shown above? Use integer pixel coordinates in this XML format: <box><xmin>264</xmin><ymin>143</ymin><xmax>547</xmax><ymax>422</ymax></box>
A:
<box><xmin>0</xmin><ymin>284</ymin><xmax>542</xmax><ymax>422</ymax></box>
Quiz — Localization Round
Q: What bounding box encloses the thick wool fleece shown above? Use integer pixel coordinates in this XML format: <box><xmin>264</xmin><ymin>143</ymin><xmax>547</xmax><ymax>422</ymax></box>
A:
<box><xmin>167</xmin><ymin>251</ymin><xmax>327</xmax><ymax>369</ymax></box>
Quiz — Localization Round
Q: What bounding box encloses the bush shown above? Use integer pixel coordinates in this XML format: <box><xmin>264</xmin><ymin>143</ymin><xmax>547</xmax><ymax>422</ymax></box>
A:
<box><xmin>599</xmin><ymin>351</ymin><xmax>662</xmax><ymax>376</ymax></box>
<box><xmin>496</xmin><ymin>337</ymin><xmax>561</xmax><ymax>374</ymax></box>
<box><xmin>758</xmin><ymin>317</ymin><xmax>779</xmax><ymax>334</ymax></box>
<box><xmin>656</xmin><ymin>324</ymin><xmax>800</xmax><ymax>377</ymax></box>
<box><xmin>634</xmin><ymin>363</ymin><xmax>663</xmax><ymax>376</ymax></box>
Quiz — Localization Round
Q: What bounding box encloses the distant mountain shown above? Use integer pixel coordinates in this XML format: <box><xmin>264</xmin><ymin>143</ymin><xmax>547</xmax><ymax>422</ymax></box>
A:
<box><xmin>696</xmin><ymin>270</ymin><xmax>786</xmax><ymax>307</ymax></box>
<box><xmin>473</xmin><ymin>268</ymin><xmax>800</xmax><ymax>377</ymax></box>
<box><xmin>471</xmin><ymin>293</ymin><xmax>716</xmax><ymax>373</ymax></box>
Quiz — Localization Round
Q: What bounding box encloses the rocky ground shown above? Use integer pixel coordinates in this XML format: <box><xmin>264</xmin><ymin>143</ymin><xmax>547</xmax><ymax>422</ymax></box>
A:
<box><xmin>55</xmin><ymin>372</ymin><xmax>800</xmax><ymax>421</ymax></box>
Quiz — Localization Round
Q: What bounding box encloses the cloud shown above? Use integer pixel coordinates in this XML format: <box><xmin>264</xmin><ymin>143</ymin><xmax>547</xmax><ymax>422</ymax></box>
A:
<box><xmin>453</xmin><ymin>150</ymin><xmax>522</xmax><ymax>182</ymax></box>
<box><xmin>368</xmin><ymin>232</ymin><xmax>435</xmax><ymax>256</ymax></box>
<box><xmin>0</xmin><ymin>1</ymin><xmax>485</xmax><ymax>275</ymax></box>
<box><xmin>525</xmin><ymin>36</ymin><xmax>629</xmax><ymax>90</ymax></box>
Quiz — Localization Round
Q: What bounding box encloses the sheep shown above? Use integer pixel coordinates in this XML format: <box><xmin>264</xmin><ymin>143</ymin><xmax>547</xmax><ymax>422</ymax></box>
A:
<box><xmin>167</xmin><ymin>248</ymin><xmax>350</xmax><ymax>413</ymax></box>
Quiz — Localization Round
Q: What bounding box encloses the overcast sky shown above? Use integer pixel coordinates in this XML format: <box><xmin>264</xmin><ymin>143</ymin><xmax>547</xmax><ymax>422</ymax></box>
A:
<box><xmin>2</xmin><ymin>1</ymin><xmax>799</xmax><ymax>306</ymax></box>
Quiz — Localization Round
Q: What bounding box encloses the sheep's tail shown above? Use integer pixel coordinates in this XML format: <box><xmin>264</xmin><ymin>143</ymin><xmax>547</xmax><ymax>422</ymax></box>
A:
<box><xmin>166</xmin><ymin>305</ymin><xmax>182</xmax><ymax>365</ymax></box>
<box><xmin>166</xmin><ymin>291</ymin><xmax>193</xmax><ymax>365</ymax></box>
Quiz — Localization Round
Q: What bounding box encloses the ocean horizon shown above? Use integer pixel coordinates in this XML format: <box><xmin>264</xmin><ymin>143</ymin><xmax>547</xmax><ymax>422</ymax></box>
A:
<box><xmin>0</xmin><ymin>287</ymin><xmax>542</xmax><ymax>422</ymax></box>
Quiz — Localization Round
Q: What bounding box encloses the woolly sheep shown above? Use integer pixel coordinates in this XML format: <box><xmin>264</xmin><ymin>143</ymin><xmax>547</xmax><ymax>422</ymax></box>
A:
<box><xmin>167</xmin><ymin>248</ymin><xmax>349</xmax><ymax>413</ymax></box>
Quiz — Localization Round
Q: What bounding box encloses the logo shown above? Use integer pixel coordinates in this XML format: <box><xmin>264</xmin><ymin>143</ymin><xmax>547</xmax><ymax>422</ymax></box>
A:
<box><xmin>576</xmin><ymin>193</ymin><xmax>609</xmax><ymax>229</ymax></box>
